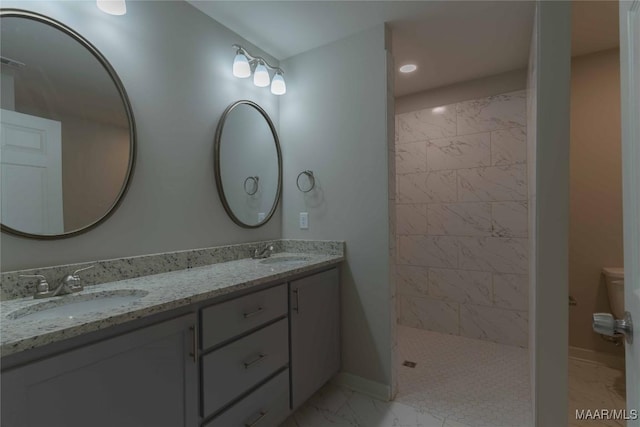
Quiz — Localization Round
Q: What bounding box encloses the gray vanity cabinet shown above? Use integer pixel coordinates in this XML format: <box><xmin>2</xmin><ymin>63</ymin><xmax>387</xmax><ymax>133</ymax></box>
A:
<box><xmin>289</xmin><ymin>268</ymin><xmax>341</xmax><ymax>409</ymax></box>
<box><xmin>0</xmin><ymin>313</ymin><xmax>198</xmax><ymax>427</ymax></box>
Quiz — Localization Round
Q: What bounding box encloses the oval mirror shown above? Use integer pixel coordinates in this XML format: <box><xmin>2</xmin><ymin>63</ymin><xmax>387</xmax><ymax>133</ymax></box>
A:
<box><xmin>0</xmin><ymin>10</ymin><xmax>136</xmax><ymax>239</ymax></box>
<box><xmin>215</xmin><ymin>100</ymin><xmax>282</xmax><ymax>228</ymax></box>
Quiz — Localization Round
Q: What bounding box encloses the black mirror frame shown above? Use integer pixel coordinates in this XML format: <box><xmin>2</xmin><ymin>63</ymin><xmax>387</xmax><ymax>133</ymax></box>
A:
<box><xmin>214</xmin><ymin>100</ymin><xmax>282</xmax><ymax>229</ymax></box>
<box><xmin>0</xmin><ymin>9</ymin><xmax>137</xmax><ymax>240</ymax></box>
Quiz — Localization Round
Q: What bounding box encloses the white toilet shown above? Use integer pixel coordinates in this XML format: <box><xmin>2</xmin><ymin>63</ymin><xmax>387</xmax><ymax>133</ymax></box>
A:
<box><xmin>602</xmin><ymin>267</ymin><xmax>625</xmax><ymax>318</ymax></box>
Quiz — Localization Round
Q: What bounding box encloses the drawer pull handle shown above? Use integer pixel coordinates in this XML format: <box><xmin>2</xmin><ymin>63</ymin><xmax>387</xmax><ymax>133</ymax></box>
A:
<box><xmin>244</xmin><ymin>410</ymin><xmax>268</xmax><ymax>427</ymax></box>
<box><xmin>243</xmin><ymin>353</ymin><xmax>267</xmax><ymax>369</ymax></box>
<box><xmin>189</xmin><ymin>325</ymin><xmax>197</xmax><ymax>364</ymax></box>
<box><xmin>243</xmin><ymin>306</ymin><xmax>264</xmax><ymax>319</ymax></box>
<box><xmin>292</xmin><ymin>289</ymin><xmax>300</xmax><ymax>313</ymax></box>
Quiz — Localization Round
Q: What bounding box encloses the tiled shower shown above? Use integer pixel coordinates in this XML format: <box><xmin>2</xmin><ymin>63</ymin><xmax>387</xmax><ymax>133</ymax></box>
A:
<box><xmin>394</xmin><ymin>90</ymin><xmax>530</xmax><ymax>348</ymax></box>
<box><xmin>392</xmin><ymin>90</ymin><xmax>532</xmax><ymax>425</ymax></box>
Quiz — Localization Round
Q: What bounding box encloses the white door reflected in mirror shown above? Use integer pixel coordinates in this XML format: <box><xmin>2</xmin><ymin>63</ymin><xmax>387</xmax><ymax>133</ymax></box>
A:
<box><xmin>0</xmin><ymin>109</ymin><xmax>63</xmax><ymax>235</ymax></box>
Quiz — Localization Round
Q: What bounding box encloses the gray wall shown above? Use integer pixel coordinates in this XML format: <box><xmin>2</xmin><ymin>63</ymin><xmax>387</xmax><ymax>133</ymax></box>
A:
<box><xmin>1</xmin><ymin>1</ymin><xmax>281</xmax><ymax>270</ymax></box>
<box><xmin>528</xmin><ymin>2</ymin><xmax>571</xmax><ymax>425</ymax></box>
<box><xmin>280</xmin><ymin>25</ymin><xmax>392</xmax><ymax>388</ymax></box>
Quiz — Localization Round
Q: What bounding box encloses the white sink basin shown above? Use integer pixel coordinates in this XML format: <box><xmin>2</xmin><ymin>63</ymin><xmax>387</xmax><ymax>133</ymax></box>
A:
<box><xmin>7</xmin><ymin>290</ymin><xmax>149</xmax><ymax>321</ymax></box>
<box><xmin>259</xmin><ymin>256</ymin><xmax>311</xmax><ymax>266</ymax></box>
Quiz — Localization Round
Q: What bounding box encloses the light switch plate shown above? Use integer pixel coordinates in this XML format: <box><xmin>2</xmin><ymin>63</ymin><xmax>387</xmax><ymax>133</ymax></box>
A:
<box><xmin>299</xmin><ymin>212</ymin><xmax>309</xmax><ymax>229</ymax></box>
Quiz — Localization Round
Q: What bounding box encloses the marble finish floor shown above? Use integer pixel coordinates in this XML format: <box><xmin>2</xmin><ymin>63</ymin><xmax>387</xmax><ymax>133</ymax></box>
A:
<box><xmin>282</xmin><ymin>326</ymin><xmax>531</xmax><ymax>427</ymax></box>
<box><xmin>282</xmin><ymin>326</ymin><xmax>627</xmax><ymax>427</ymax></box>
<box><xmin>568</xmin><ymin>357</ymin><xmax>627</xmax><ymax>427</ymax></box>
<box><xmin>281</xmin><ymin>383</ymin><xmax>457</xmax><ymax>427</ymax></box>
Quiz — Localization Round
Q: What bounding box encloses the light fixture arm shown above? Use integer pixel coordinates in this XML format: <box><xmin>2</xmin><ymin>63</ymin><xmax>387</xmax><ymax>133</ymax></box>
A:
<box><xmin>232</xmin><ymin>44</ymin><xmax>283</xmax><ymax>74</ymax></box>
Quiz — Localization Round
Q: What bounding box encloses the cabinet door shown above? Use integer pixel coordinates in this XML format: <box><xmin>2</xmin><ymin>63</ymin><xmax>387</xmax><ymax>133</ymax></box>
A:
<box><xmin>290</xmin><ymin>268</ymin><xmax>340</xmax><ymax>409</ymax></box>
<box><xmin>1</xmin><ymin>313</ymin><xmax>198</xmax><ymax>427</ymax></box>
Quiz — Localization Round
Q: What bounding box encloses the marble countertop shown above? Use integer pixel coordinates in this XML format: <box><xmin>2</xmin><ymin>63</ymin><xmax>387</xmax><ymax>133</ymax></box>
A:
<box><xmin>0</xmin><ymin>252</ymin><xmax>343</xmax><ymax>357</ymax></box>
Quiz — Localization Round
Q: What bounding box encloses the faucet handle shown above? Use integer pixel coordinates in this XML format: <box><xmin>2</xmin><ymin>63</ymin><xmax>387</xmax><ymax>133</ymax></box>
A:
<box><xmin>72</xmin><ymin>264</ymin><xmax>95</xmax><ymax>276</ymax></box>
<box><xmin>19</xmin><ymin>274</ymin><xmax>50</xmax><ymax>294</ymax></box>
<box><xmin>63</xmin><ymin>265</ymin><xmax>94</xmax><ymax>291</ymax></box>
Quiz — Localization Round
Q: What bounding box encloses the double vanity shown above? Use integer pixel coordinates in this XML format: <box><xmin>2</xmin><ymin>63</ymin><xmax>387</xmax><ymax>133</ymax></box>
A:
<box><xmin>0</xmin><ymin>241</ymin><xmax>343</xmax><ymax>427</ymax></box>
<box><xmin>0</xmin><ymin>8</ymin><xmax>340</xmax><ymax>427</ymax></box>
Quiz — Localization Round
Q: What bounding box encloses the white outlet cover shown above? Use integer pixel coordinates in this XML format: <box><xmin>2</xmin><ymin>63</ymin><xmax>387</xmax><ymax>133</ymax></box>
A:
<box><xmin>299</xmin><ymin>212</ymin><xmax>309</xmax><ymax>229</ymax></box>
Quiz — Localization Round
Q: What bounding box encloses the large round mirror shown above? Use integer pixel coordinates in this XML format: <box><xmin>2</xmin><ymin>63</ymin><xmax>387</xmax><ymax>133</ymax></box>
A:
<box><xmin>215</xmin><ymin>100</ymin><xmax>282</xmax><ymax>228</ymax></box>
<box><xmin>0</xmin><ymin>10</ymin><xmax>136</xmax><ymax>239</ymax></box>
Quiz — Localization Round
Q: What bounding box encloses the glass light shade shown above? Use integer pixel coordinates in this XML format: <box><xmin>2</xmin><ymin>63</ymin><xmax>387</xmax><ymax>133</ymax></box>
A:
<box><xmin>232</xmin><ymin>53</ymin><xmax>251</xmax><ymax>78</ymax></box>
<box><xmin>96</xmin><ymin>0</ymin><xmax>127</xmax><ymax>15</ymax></box>
<box><xmin>253</xmin><ymin>63</ymin><xmax>270</xmax><ymax>87</ymax></box>
<box><xmin>270</xmin><ymin>72</ymin><xmax>286</xmax><ymax>95</ymax></box>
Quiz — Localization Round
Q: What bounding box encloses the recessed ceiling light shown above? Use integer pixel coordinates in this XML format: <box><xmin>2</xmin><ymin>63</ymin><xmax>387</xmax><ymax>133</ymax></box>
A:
<box><xmin>399</xmin><ymin>64</ymin><xmax>417</xmax><ymax>73</ymax></box>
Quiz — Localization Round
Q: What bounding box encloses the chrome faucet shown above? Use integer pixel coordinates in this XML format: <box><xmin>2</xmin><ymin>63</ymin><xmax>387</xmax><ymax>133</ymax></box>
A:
<box><xmin>53</xmin><ymin>265</ymin><xmax>94</xmax><ymax>296</ymax></box>
<box><xmin>20</xmin><ymin>265</ymin><xmax>95</xmax><ymax>299</ymax></box>
<box><xmin>252</xmin><ymin>244</ymin><xmax>274</xmax><ymax>259</ymax></box>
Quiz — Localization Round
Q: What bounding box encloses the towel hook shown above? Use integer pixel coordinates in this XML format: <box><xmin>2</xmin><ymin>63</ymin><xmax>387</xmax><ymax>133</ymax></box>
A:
<box><xmin>296</xmin><ymin>170</ymin><xmax>315</xmax><ymax>193</ymax></box>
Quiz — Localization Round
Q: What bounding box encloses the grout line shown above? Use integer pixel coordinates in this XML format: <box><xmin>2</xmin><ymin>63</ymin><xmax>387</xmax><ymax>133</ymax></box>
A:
<box><xmin>396</xmin><ymin>161</ymin><xmax>527</xmax><ymax>177</ymax></box>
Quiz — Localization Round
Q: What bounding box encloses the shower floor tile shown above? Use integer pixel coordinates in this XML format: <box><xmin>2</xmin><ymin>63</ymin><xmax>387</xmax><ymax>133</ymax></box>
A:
<box><xmin>395</xmin><ymin>326</ymin><xmax>532</xmax><ymax>427</ymax></box>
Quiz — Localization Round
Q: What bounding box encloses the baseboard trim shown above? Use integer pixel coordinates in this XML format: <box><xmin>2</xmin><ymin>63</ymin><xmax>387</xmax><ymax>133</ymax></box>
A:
<box><xmin>331</xmin><ymin>372</ymin><xmax>391</xmax><ymax>401</ymax></box>
<box><xmin>569</xmin><ymin>346</ymin><xmax>625</xmax><ymax>370</ymax></box>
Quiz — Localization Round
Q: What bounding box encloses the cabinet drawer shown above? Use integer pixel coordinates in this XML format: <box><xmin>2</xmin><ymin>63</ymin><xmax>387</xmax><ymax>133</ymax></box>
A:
<box><xmin>201</xmin><ymin>284</ymin><xmax>287</xmax><ymax>350</ymax></box>
<box><xmin>201</xmin><ymin>319</ymin><xmax>288</xmax><ymax>417</ymax></box>
<box><xmin>203</xmin><ymin>369</ymin><xmax>290</xmax><ymax>427</ymax></box>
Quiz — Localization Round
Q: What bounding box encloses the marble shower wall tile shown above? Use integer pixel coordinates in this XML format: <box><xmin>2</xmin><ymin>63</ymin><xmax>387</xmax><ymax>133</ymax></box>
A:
<box><xmin>460</xmin><ymin>304</ymin><xmax>528</xmax><ymax>347</ymax></box>
<box><xmin>396</xmin><ymin>204</ymin><xmax>427</xmax><ymax>235</ymax></box>
<box><xmin>492</xmin><ymin>127</ymin><xmax>527</xmax><ymax>165</ymax></box>
<box><xmin>492</xmin><ymin>201</ymin><xmax>528</xmax><ymax>237</ymax></box>
<box><xmin>397</xmin><ymin>235</ymin><xmax>458</xmax><ymax>268</ymax></box>
<box><xmin>396</xmin><ymin>265</ymin><xmax>429</xmax><ymax>296</ymax></box>
<box><xmin>397</xmin><ymin>171</ymin><xmax>457</xmax><ymax>204</ymax></box>
<box><xmin>493</xmin><ymin>273</ymin><xmax>528</xmax><ymax>310</ymax></box>
<box><xmin>396</xmin><ymin>141</ymin><xmax>427</xmax><ymax>174</ymax></box>
<box><xmin>458</xmin><ymin>237</ymin><xmax>528</xmax><ymax>274</ymax></box>
<box><xmin>457</xmin><ymin>165</ymin><xmax>527</xmax><ymax>202</ymax></box>
<box><xmin>427</xmin><ymin>202</ymin><xmax>491</xmax><ymax>236</ymax></box>
<box><xmin>456</xmin><ymin>91</ymin><xmax>527</xmax><ymax>135</ymax></box>
<box><xmin>427</xmin><ymin>132</ymin><xmax>491</xmax><ymax>171</ymax></box>
<box><xmin>398</xmin><ymin>293</ymin><xmax>459</xmax><ymax>335</ymax></box>
<box><xmin>429</xmin><ymin>268</ymin><xmax>492</xmax><ymax>305</ymax></box>
<box><xmin>394</xmin><ymin>89</ymin><xmax>529</xmax><ymax>346</ymax></box>
<box><xmin>397</xmin><ymin>105</ymin><xmax>457</xmax><ymax>143</ymax></box>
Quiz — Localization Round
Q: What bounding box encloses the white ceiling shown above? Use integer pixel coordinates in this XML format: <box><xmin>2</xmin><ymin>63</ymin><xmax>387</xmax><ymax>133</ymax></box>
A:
<box><xmin>188</xmin><ymin>0</ymin><xmax>437</xmax><ymax>60</ymax></box>
<box><xmin>390</xmin><ymin>1</ymin><xmax>534</xmax><ymax>96</ymax></box>
<box><xmin>189</xmin><ymin>1</ymin><xmax>620</xmax><ymax>97</ymax></box>
<box><xmin>189</xmin><ymin>1</ymin><xmax>535</xmax><ymax>97</ymax></box>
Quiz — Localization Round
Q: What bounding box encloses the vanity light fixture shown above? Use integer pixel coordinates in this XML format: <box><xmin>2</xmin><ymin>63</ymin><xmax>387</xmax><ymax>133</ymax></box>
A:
<box><xmin>96</xmin><ymin>0</ymin><xmax>127</xmax><ymax>15</ymax></box>
<box><xmin>231</xmin><ymin>45</ymin><xmax>286</xmax><ymax>95</ymax></box>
